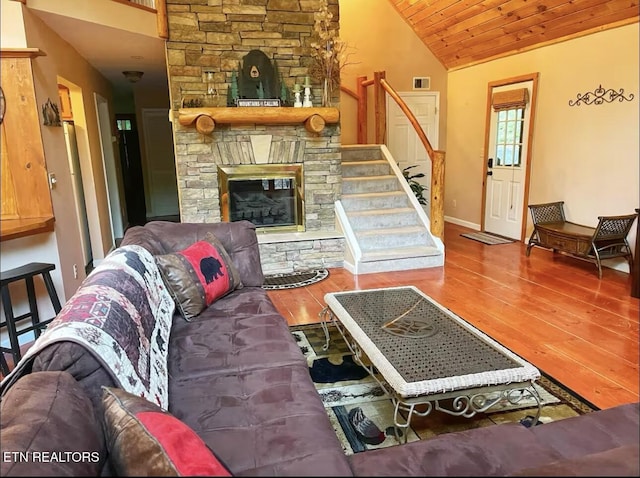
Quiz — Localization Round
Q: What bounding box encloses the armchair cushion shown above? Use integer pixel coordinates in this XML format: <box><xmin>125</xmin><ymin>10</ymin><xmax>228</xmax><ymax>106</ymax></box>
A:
<box><xmin>0</xmin><ymin>371</ymin><xmax>105</xmax><ymax>477</ymax></box>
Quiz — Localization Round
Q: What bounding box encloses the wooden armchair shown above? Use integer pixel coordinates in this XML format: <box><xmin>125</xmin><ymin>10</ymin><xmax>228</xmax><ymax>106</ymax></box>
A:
<box><xmin>526</xmin><ymin>201</ymin><xmax>637</xmax><ymax>279</ymax></box>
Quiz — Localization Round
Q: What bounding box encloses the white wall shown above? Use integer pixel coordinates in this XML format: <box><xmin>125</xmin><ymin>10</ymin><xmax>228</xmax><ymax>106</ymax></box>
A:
<box><xmin>445</xmin><ymin>23</ymin><xmax>639</xmax><ymax>270</ymax></box>
<box><xmin>0</xmin><ymin>0</ymin><xmax>117</xmax><ymax>348</ymax></box>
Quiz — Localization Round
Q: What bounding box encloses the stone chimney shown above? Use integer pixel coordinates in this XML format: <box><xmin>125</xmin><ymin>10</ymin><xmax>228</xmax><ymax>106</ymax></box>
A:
<box><xmin>165</xmin><ymin>0</ymin><xmax>344</xmax><ymax>273</ymax></box>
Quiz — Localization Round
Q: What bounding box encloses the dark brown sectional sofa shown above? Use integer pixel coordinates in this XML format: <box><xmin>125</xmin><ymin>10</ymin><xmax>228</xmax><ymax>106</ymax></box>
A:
<box><xmin>1</xmin><ymin>220</ymin><xmax>638</xmax><ymax>476</ymax></box>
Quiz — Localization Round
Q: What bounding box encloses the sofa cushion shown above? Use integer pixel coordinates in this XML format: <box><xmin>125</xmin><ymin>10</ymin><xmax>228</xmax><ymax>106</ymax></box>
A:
<box><xmin>347</xmin><ymin>422</ymin><xmax>563</xmax><ymax>476</ymax></box>
<box><xmin>119</xmin><ymin>224</ymin><xmax>168</xmax><ymax>255</ymax></box>
<box><xmin>164</xmin><ymin>289</ymin><xmax>354</xmax><ymax>476</ymax></box>
<box><xmin>125</xmin><ymin>221</ymin><xmax>264</xmax><ymax>287</ymax></box>
<box><xmin>102</xmin><ymin>387</ymin><xmax>231</xmax><ymax>476</ymax></box>
<box><xmin>509</xmin><ymin>444</ymin><xmax>640</xmax><ymax>476</ymax></box>
<box><xmin>526</xmin><ymin>402</ymin><xmax>640</xmax><ymax>459</ymax></box>
<box><xmin>0</xmin><ymin>371</ymin><xmax>105</xmax><ymax>477</ymax></box>
<box><xmin>168</xmin><ymin>288</ymin><xmax>310</xmax><ymax>377</ymax></box>
<box><xmin>31</xmin><ymin>341</ymin><xmax>118</xmax><ymax>415</ymax></box>
<box><xmin>156</xmin><ymin>232</ymin><xmax>243</xmax><ymax>320</ymax></box>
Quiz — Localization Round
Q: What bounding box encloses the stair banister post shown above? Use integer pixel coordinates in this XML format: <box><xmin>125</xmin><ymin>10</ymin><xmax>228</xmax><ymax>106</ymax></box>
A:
<box><xmin>156</xmin><ymin>0</ymin><xmax>168</xmax><ymax>39</ymax></box>
<box><xmin>374</xmin><ymin>71</ymin><xmax>386</xmax><ymax>144</ymax></box>
<box><xmin>431</xmin><ymin>150</ymin><xmax>446</xmax><ymax>240</ymax></box>
<box><xmin>357</xmin><ymin>75</ymin><xmax>368</xmax><ymax>144</ymax></box>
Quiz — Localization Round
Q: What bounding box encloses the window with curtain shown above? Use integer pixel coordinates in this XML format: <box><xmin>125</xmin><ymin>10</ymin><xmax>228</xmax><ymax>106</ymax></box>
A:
<box><xmin>492</xmin><ymin>88</ymin><xmax>528</xmax><ymax>167</ymax></box>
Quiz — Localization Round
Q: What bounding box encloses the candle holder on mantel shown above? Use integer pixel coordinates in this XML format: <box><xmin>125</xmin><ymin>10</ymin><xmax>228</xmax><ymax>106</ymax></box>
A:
<box><xmin>303</xmin><ymin>76</ymin><xmax>313</xmax><ymax>107</ymax></box>
<box><xmin>293</xmin><ymin>83</ymin><xmax>302</xmax><ymax>108</ymax></box>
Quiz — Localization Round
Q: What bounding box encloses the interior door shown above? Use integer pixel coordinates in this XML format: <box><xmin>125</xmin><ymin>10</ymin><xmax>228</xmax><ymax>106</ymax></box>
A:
<box><xmin>483</xmin><ymin>79</ymin><xmax>535</xmax><ymax>239</ymax></box>
<box><xmin>116</xmin><ymin>115</ymin><xmax>147</xmax><ymax>226</ymax></box>
<box><xmin>141</xmin><ymin>108</ymin><xmax>179</xmax><ymax>219</ymax></box>
<box><xmin>63</xmin><ymin>121</ymin><xmax>93</xmax><ymax>270</ymax></box>
<box><xmin>95</xmin><ymin>93</ymin><xmax>124</xmax><ymax>245</ymax></box>
<box><xmin>386</xmin><ymin>92</ymin><xmax>439</xmax><ymax>212</ymax></box>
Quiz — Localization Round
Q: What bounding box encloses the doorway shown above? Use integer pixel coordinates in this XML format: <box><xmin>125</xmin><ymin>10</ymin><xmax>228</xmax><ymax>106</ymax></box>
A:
<box><xmin>95</xmin><ymin>93</ymin><xmax>124</xmax><ymax>247</ymax></box>
<box><xmin>141</xmin><ymin>108</ymin><xmax>180</xmax><ymax>220</ymax></box>
<box><xmin>386</xmin><ymin>92</ymin><xmax>439</xmax><ymax>212</ymax></box>
<box><xmin>482</xmin><ymin>74</ymin><xmax>539</xmax><ymax>240</ymax></box>
<box><xmin>116</xmin><ymin>114</ymin><xmax>147</xmax><ymax>226</ymax></box>
<box><xmin>62</xmin><ymin>120</ymin><xmax>93</xmax><ymax>273</ymax></box>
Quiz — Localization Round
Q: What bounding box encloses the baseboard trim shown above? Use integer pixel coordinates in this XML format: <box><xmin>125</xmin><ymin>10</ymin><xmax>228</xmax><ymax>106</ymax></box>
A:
<box><xmin>445</xmin><ymin>216</ymin><xmax>480</xmax><ymax>230</ymax></box>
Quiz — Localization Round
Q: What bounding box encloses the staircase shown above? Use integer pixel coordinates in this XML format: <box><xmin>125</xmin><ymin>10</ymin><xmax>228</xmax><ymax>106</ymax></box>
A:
<box><xmin>337</xmin><ymin>144</ymin><xmax>444</xmax><ymax>274</ymax></box>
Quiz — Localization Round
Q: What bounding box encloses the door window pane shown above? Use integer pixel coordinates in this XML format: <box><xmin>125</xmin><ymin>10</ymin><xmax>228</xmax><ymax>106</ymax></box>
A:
<box><xmin>493</xmin><ymin>107</ymin><xmax>524</xmax><ymax>167</ymax></box>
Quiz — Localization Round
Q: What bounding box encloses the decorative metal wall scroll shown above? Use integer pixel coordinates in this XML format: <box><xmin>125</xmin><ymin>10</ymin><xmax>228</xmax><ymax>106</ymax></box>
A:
<box><xmin>569</xmin><ymin>85</ymin><xmax>634</xmax><ymax>106</ymax></box>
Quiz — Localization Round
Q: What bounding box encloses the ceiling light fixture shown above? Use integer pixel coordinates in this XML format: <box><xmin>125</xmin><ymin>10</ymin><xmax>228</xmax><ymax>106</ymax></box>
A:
<box><xmin>122</xmin><ymin>70</ymin><xmax>144</xmax><ymax>83</ymax></box>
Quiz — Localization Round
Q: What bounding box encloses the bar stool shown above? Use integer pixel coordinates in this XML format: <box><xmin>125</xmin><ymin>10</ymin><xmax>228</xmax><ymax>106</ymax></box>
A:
<box><xmin>0</xmin><ymin>262</ymin><xmax>62</xmax><ymax>375</ymax></box>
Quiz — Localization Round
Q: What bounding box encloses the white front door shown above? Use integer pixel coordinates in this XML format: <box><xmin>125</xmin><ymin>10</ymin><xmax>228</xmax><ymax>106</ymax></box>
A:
<box><xmin>386</xmin><ymin>92</ymin><xmax>439</xmax><ymax>211</ymax></box>
<box><xmin>483</xmin><ymin>80</ymin><xmax>534</xmax><ymax>239</ymax></box>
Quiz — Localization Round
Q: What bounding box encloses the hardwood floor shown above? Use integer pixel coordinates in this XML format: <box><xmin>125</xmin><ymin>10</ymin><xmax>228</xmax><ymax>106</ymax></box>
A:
<box><xmin>267</xmin><ymin>222</ymin><xmax>640</xmax><ymax>411</ymax></box>
<box><xmin>2</xmin><ymin>223</ymin><xmax>637</xmax><ymax>410</ymax></box>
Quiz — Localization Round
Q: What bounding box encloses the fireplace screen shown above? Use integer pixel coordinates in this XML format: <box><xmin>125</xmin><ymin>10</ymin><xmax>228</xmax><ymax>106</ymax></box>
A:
<box><xmin>218</xmin><ymin>164</ymin><xmax>305</xmax><ymax>232</ymax></box>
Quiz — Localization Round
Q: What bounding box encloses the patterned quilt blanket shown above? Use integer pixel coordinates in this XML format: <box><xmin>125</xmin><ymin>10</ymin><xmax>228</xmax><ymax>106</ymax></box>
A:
<box><xmin>0</xmin><ymin>245</ymin><xmax>175</xmax><ymax>409</ymax></box>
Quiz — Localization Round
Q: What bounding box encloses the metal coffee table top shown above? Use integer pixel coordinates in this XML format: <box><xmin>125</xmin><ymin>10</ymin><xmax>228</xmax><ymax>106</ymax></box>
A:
<box><xmin>324</xmin><ymin>286</ymin><xmax>540</xmax><ymax>397</ymax></box>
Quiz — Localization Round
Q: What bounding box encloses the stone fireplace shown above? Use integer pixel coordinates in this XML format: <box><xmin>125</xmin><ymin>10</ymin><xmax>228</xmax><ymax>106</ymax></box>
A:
<box><xmin>165</xmin><ymin>0</ymin><xmax>344</xmax><ymax>274</ymax></box>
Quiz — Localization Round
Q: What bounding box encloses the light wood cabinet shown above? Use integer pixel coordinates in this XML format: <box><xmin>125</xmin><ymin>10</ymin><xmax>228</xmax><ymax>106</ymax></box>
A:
<box><xmin>0</xmin><ymin>48</ymin><xmax>55</xmax><ymax>241</ymax></box>
<box><xmin>58</xmin><ymin>84</ymin><xmax>73</xmax><ymax>121</ymax></box>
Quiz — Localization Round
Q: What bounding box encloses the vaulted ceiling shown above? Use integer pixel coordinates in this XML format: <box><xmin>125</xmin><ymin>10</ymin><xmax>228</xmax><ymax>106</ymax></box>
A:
<box><xmin>388</xmin><ymin>0</ymin><xmax>640</xmax><ymax>70</ymax></box>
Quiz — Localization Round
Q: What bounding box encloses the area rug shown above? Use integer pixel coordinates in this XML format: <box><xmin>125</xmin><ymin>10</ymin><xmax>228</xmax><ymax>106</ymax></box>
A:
<box><xmin>291</xmin><ymin>323</ymin><xmax>597</xmax><ymax>455</ymax></box>
<box><xmin>262</xmin><ymin>269</ymin><xmax>329</xmax><ymax>290</ymax></box>
<box><xmin>461</xmin><ymin>231</ymin><xmax>516</xmax><ymax>245</ymax></box>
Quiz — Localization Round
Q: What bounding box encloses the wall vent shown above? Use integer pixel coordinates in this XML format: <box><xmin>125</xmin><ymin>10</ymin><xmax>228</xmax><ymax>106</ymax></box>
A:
<box><xmin>413</xmin><ymin>77</ymin><xmax>431</xmax><ymax>90</ymax></box>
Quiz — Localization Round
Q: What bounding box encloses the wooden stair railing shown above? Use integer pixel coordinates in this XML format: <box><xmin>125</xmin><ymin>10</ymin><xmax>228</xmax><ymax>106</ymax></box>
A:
<box><xmin>340</xmin><ymin>71</ymin><xmax>446</xmax><ymax>240</ymax></box>
<box><xmin>111</xmin><ymin>0</ymin><xmax>168</xmax><ymax>39</ymax></box>
<box><xmin>155</xmin><ymin>0</ymin><xmax>168</xmax><ymax>39</ymax></box>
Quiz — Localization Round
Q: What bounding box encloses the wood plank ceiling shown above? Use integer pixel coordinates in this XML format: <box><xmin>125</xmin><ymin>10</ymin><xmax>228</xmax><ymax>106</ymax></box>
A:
<box><xmin>388</xmin><ymin>0</ymin><xmax>640</xmax><ymax>70</ymax></box>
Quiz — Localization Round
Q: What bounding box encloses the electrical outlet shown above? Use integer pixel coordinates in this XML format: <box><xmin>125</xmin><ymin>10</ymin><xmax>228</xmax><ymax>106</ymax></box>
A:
<box><xmin>73</xmin><ymin>264</ymin><xmax>78</xmax><ymax>279</ymax></box>
<box><xmin>452</xmin><ymin>199</ymin><xmax>457</xmax><ymax>208</ymax></box>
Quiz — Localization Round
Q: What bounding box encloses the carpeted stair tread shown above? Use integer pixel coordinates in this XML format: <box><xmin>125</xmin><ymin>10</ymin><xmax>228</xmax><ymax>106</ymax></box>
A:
<box><xmin>341</xmin><ymin>191</ymin><xmax>408</xmax><ymax>200</ymax></box>
<box><xmin>343</xmin><ymin>174</ymin><xmax>397</xmax><ymax>182</ymax></box>
<box><xmin>355</xmin><ymin>225</ymin><xmax>426</xmax><ymax>237</ymax></box>
<box><xmin>342</xmin><ymin>160</ymin><xmax>389</xmax><ymax>166</ymax></box>
<box><xmin>340</xmin><ymin>191</ymin><xmax>412</xmax><ymax>211</ymax></box>
<box><xmin>342</xmin><ymin>176</ymin><xmax>401</xmax><ymax>195</ymax></box>
<box><xmin>346</xmin><ymin>209</ymin><xmax>420</xmax><ymax>230</ymax></box>
<box><xmin>348</xmin><ymin>207</ymin><xmax>415</xmax><ymax>217</ymax></box>
<box><xmin>340</xmin><ymin>145</ymin><xmax>383</xmax><ymax>161</ymax></box>
<box><xmin>360</xmin><ymin>245</ymin><xmax>441</xmax><ymax>262</ymax></box>
<box><xmin>341</xmin><ymin>160</ymin><xmax>391</xmax><ymax>178</ymax></box>
<box><xmin>338</xmin><ymin>144</ymin><xmax>445</xmax><ymax>273</ymax></box>
<box><xmin>342</xmin><ymin>190</ymin><xmax>407</xmax><ymax>202</ymax></box>
<box><xmin>356</xmin><ymin>226</ymin><xmax>432</xmax><ymax>251</ymax></box>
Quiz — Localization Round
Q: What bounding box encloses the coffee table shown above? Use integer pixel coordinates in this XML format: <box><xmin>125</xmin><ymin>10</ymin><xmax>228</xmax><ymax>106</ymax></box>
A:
<box><xmin>322</xmin><ymin>286</ymin><xmax>542</xmax><ymax>442</ymax></box>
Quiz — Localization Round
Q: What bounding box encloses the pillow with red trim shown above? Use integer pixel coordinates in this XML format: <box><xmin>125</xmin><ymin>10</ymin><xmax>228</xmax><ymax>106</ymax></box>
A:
<box><xmin>156</xmin><ymin>232</ymin><xmax>243</xmax><ymax>320</ymax></box>
<box><xmin>102</xmin><ymin>387</ymin><xmax>232</xmax><ymax>477</ymax></box>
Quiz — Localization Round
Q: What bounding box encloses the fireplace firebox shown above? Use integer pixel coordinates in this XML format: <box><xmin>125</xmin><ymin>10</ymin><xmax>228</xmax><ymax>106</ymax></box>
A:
<box><xmin>218</xmin><ymin>164</ymin><xmax>305</xmax><ymax>232</ymax></box>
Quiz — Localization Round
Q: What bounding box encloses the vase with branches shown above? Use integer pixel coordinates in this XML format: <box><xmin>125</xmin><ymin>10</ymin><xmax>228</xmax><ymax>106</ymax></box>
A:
<box><xmin>309</xmin><ymin>0</ymin><xmax>353</xmax><ymax>107</ymax></box>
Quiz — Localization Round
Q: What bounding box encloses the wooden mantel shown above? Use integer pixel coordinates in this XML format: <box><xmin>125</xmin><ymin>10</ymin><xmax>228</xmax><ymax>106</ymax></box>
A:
<box><xmin>178</xmin><ymin>107</ymin><xmax>340</xmax><ymax>135</ymax></box>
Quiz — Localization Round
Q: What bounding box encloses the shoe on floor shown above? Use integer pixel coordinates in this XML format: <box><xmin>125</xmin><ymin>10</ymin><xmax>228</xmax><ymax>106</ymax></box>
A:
<box><xmin>348</xmin><ymin>407</ymin><xmax>385</xmax><ymax>445</ymax></box>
